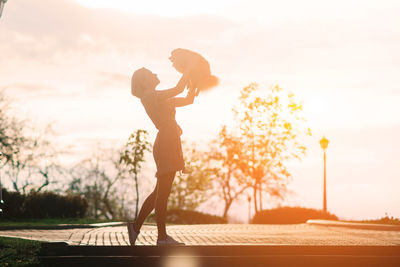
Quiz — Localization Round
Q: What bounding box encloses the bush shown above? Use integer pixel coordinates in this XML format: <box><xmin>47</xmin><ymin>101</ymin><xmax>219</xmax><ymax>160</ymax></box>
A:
<box><xmin>1</xmin><ymin>188</ymin><xmax>88</xmax><ymax>219</ymax></box>
<box><xmin>1</xmin><ymin>190</ymin><xmax>25</xmax><ymax>218</ymax></box>
<box><xmin>68</xmin><ymin>194</ymin><xmax>88</xmax><ymax>218</ymax></box>
<box><xmin>24</xmin><ymin>192</ymin><xmax>60</xmax><ymax>218</ymax></box>
<box><xmin>148</xmin><ymin>209</ymin><xmax>227</xmax><ymax>224</ymax></box>
<box><xmin>251</xmin><ymin>206</ymin><xmax>338</xmax><ymax>224</ymax></box>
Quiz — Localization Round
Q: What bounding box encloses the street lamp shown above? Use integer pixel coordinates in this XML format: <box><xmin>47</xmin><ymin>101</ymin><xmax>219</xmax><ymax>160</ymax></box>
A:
<box><xmin>0</xmin><ymin>161</ymin><xmax>3</xmax><ymax>214</ymax></box>
<box><xmin>319</xmin><ymin>136</ymin><xmax>329</xmax><ymax>212</ymax></box>
<box><xmin>0</xmin><ymin>183</ymin><xmax>3</xmax><ymax>214</ymax></box>
<box><xmin>0</xmin><ymin>0</ymin><xmax>7</xmax><ymax>18</ymax></box>
<box><xmin>0</xmin><ymin>0</ymin><xmax>8</xmax><ymax>213</ymax></box>
<box><xmin>0</xmin><ymin>168</ymin><xmax>3</xmax><ymax>214</ymax></box>
<box><xmin>0</xmin><ymin>152</ymin><xmax>2</xmax><ymax>213</ymax></box>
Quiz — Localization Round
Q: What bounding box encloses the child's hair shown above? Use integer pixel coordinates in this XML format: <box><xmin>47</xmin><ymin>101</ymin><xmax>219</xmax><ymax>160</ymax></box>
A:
<box><xmin>131</xmin><ymin>67</ymin><xmax>149</xmax><ymax>98</ymax></box>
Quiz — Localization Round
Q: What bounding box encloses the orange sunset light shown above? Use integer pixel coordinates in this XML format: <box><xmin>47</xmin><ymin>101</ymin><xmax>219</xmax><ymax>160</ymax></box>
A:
<box><xmin>0</xmin><ymin>0</ymin><xmax>399</xmax><ymax>224</ymax></box>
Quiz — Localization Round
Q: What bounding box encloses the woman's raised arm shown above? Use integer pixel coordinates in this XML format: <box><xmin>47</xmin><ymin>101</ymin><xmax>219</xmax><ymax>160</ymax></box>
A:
<box><xmin>155</xmin><ymin>72</ymin><xmax>189</xmax><ymax>101</ymax></box>
<box><xmin>173</xmin><ymin>84</ymin><xmax>196</xmax><ymax>107</ymax></box>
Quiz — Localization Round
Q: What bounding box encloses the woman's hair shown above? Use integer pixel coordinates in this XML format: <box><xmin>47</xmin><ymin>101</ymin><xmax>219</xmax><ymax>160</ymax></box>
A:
<box><xmin>131</xmin><ymin>67</ymin><xmax>150</xmax><ymax>98</ymax></box>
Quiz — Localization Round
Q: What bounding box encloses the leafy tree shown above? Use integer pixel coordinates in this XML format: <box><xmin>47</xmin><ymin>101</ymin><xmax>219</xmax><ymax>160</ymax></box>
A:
<box><xmin>232</xmin><ymin>83</ymin><xmax>311</xmax><ymax>213</ymax></box>
<box><xmin>208</xmin><ymin>126</ymin><xmax>250</xmax><ymax>218</ymax></box>
<box><xmin>168</xmin><ymin>142</ymin><xmax>212</xmax><ymax>211</ymax></box>
<box><xmin>119</xmin><ymin>129</ymin><xmax>151</xmax><ymax>219</ymax></box>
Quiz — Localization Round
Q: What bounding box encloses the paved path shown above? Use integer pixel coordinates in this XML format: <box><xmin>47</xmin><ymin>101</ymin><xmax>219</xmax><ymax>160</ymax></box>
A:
<box><xmin>1</xmin><ymin>223</ymin><xmax>400</xmax><ymax>246</ymax></box>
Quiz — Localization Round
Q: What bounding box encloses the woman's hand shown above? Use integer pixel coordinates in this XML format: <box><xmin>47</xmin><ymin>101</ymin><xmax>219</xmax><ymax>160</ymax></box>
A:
<box><xmin>173</xmin><ymin>83</ymin><xmax>196</xmax><ymax>107</ymax></box>
<box><xmin>155</xmin><ymin>74</ymin><xmax>188</xmax><ymax>100</ymax></box>
<box><xmin>188</xmin><ymin>82</ymin><xmax>196</xmax><ymax>97</ymax></box>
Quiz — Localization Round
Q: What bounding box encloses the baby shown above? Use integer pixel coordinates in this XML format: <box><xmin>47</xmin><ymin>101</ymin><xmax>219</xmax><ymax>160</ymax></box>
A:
<box><xmin>169</xmin><ymin>48</ymin><xmax>219</xmax><ymax>96</ymax></box>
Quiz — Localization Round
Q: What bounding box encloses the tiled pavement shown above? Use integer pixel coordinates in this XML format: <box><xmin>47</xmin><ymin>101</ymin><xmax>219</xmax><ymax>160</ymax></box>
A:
<box><xmin>1</xmin><ymin>223</ymin><xmax>399</xmax><ymax>246</ymax></box>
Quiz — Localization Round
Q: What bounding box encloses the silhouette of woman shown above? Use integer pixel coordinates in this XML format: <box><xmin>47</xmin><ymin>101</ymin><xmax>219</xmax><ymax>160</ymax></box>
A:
<box><xmin>127</xmin><ymin>67</ymin><xmax>194</xmax><ymax>246</ymax></box>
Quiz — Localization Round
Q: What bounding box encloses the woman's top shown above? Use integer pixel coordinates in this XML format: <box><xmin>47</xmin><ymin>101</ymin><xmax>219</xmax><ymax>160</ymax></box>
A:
<box><xmin>140</xmin><ymin>89</ymin><xmax>184</xmax><ymax>177</ymax></box>
<box><xmin>140</xmin><ymin>89</ymin><xmax>180</xmax><ymax>133</ymax></box>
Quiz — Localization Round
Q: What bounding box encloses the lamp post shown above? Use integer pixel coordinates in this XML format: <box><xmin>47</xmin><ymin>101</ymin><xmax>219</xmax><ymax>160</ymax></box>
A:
<box><xmin>0</xmin><ymin>168</ymin><xmax>3</xmax><ymax>214</ymax></box>
<box><xmin>319</xmin><ymin>136</ymin><xmax>329</xmax><ymax>212</ymax></box>
<box><xmin>0</xmin><ymin>180</ymin><xmax>3</xmax><ymax>214</ymax></box>
<box><xmin>0</xmin><ymin>0</ymin><xmax>8</xmax><ymax>213</ymax></box>
<box><xmin>0</xmin><ymin>0</ymin><xmax>7</xmax><ymax>18</ymax></box>
<box><xmin>0</xmin><ymin>152</ymin><xmax>3</xmax><ymax>214</ymax></box>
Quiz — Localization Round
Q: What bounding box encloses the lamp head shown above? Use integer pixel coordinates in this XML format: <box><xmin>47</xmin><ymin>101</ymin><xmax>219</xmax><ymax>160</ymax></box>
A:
<box><xmin>320</xmin><ymin>136</ymin><xmax>329</xmax><ymax>150</ymax></box>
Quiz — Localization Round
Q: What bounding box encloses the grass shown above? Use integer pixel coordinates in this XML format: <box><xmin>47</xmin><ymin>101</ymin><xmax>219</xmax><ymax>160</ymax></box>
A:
<box><xmin>0</xmin><ymin>236</ymin><xmax>41</xmax><ymax>267</ymax></box>
<box><xmin>0</xmin><ymin>218</ymin><xmax>118</xmax><ymax>227</ymax></box>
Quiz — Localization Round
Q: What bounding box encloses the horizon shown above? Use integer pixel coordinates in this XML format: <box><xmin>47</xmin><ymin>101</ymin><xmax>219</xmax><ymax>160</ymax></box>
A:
<box><xmin>1</xmin><ymin>0</ymin><xmax>399</xmax><ymax>221</ymax></box>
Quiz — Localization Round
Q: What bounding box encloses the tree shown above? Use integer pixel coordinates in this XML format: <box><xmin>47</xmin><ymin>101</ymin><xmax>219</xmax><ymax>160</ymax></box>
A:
<box><xmin>67</xmin><ymin>146</ymin><xmax>131</xmax><ymax>219</ymax></box>
<box><xmin>168</xmin><ymin>142</ymin><xmax>212</xmax><ymax>211</ymax></box>
<box><xmin>232</xmin><ymin>83</ymin><xmax>311</xmax><ymax>214</ymax></box>
<box><xmin>0</xmin><ymin>91</ymin><xmax>63</xmax><ymax>194</ymax></box>
<box><xmin>0</xmin><ymin>90</ymin><xmax>29</xmax><ymax>212</ymax></box>
<box><xmin>119</xmin><ymin>129</ymin><xmax>151</xmax><ymax>219</ymax></box>
<box><xmin>208</xmin><ymin>126</ymin><xmax>250</xmax><ymax>219</ymax></box>
<box><xmin>0</xmin><ymin>91</ymin><xmax>26</xmax><ymax>173</ymax></box>
<box><xmin>4</xmin><ymin>124</ymin><xmax>64</xmax><ymax>193</ymax></box>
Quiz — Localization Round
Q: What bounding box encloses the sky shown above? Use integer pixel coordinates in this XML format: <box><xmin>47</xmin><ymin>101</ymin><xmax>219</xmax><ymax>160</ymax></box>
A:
<box><xmin>1</xmin><ymin>0</ymin><xmax>400</xmax><ymax>220</ymax></box>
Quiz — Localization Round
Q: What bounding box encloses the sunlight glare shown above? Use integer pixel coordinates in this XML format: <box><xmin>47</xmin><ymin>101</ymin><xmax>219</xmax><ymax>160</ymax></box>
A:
<box><xmin>162</xmin><ymin>254</ymin><xmax>199</xmax><ymax>267</ymax></box>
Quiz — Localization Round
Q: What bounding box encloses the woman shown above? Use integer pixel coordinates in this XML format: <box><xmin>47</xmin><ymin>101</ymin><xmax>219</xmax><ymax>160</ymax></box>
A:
<box><xmin>127</xmin><ymin>67</ymin><xmax>195</xmax><ymax>246</ymax></box>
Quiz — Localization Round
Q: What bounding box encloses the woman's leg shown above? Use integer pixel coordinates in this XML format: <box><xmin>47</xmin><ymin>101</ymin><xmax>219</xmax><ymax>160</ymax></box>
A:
<box><xmin>155</xmin><ymin>171</ymin><xmax>175</xmax><ymax>241</ymax></box>
<box><xmin>133</xmin><ymin>184</ymin><xmax>158</xmax><ymax>233</ymax></box>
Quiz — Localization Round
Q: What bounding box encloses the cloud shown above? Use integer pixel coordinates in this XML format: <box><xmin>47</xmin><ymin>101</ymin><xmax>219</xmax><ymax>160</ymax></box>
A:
<box><xmin>6</xmin><ymin>83</ymin><xmax>55</xmax><ymax>93</ymax></box>
<box><xmin>95</xmin><ymin>71</ymin><xmax>130</xmax><ymax>89</ymax></box>
<box><xmin>2</xmin><ymin>0</ymin><xmax>400</xmax><ymax>96</ymax></box>
<box><xmin>0</xmin><ymin>0</ymin><xmax>236</xmax><ymax>97</ymax></box>
<box><xmin>1</xmin><ymin>0</ymin><xmax>234</xmax><ymax>61</ymax></box>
